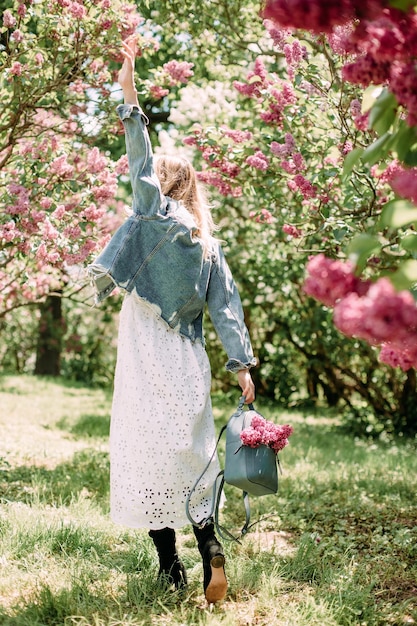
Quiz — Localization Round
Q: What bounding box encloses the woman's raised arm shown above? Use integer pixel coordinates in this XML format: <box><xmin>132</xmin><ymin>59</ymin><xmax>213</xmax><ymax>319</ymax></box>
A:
<box><xmin>116</xmin><ymin>36</ymin><xmax>165</xmax><ymax>217</ymax></box>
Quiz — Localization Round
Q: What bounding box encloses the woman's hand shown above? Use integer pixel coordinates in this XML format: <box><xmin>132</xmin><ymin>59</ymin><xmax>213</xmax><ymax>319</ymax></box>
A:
<box><xmin>237</xmin><ymin>369</ymin><xmax>255</xmax><ymax>404</ymax></box>
<box><xmin>118</xmin><ymin>36</ymin><xmax>139</xmax><ymax>106</ymax></box>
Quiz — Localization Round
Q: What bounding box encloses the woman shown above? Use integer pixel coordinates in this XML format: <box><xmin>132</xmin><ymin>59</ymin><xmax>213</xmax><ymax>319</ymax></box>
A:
<box><xmin>88</xmin><ymin>37</ymin><xmax>256</xmax><ymax>604</ymax></box>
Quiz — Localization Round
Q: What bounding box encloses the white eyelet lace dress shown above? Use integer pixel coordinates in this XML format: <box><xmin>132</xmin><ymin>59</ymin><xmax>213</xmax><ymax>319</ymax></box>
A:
<box><xmin>110</xmin><ymin>290</ymin><xmax>220</xmax><ymax>530</ymax></box>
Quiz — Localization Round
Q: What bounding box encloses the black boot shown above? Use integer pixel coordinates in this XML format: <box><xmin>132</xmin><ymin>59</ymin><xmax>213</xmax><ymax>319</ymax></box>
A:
<box><xmin>148</xmin><ymin>527</ymin><xmax>187</xmax><ymax>590</ymax></box>
<box><xmin>193</xmin><ymin>522</ymin><xmax>227</xmax><ymax>603</ymax></box>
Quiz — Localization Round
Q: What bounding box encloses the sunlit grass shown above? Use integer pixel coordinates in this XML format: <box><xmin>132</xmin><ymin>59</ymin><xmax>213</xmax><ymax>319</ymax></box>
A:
<box><xmin>0</xmin><ymin>375</ymin><xmax>416</xmax><ymax>625</ymax></box>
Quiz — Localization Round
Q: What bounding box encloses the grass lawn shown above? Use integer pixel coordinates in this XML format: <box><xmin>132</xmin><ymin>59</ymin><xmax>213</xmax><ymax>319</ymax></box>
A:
<box><xmin>0</xmin><ymin>374</ymin><xmax>416</xmax><ymax>625</ymax></box>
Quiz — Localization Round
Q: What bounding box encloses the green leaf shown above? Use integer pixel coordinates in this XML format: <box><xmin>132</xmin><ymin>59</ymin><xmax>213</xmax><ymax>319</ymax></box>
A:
<box><xmin>362</xmin><ymin>85</ymin><xmax>384</xmax><ymax>114</ymax></box>
<box><xmin>388</xmin><ymin>260</ymin><xmax>417</xmax><ymax>290</ymax></box>
<box><xmin>379</xmin><ymin>199</ymin><xmax>417</xmax><ymax>229</ymax></box>
<box><xmin>400</xmin><ymin>233</ymin><xmax>417</xmax><ymax>252</ymax></box>
<box><xmin>392</xmin><ymin>123</ymin><xmax>417</xmax><ymax>164</ymax></box>
<box><xmin>342</xmin><ymin>147</ymin><xmax>364</xmax><ymax>180</ymax></box>
<box><xmin>361</xmin><ymin>132</ymin><xmax>394</xmax><ymax>166</ymax></box>
<box><xmin>389</xmin><ymin>0</ymin><xmax>416</xmax><ymax>10</ymax></box>
<box><xmin>347</xmin><ymin>234</ymin><xmax>381</xmax><ymax>273</ymax></box>
<box><xmin>368</xmin><ymin>89</ymin><xmax>398</xmax><ymax>135</ymax></box>
<box><xmin>371</xmin><ymin>104</ymin><xmax>397</xmax><ymax>136</ymax></box>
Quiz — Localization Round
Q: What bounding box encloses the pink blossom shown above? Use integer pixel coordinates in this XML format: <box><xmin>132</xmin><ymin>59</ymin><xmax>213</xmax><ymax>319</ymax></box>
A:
<box><xmin>17</xmin><ymin>3</ymin><xmax>26</xmax><ymax>17</ymax></box>
<box><xmin>327</xmin><ymin>24</ymin><xmax>355</xmax><ymax>54</ymax></box>
<box><xmin>389</xmin><ymin>167</ymin><xmax>417</xmax><ymax>203</ymax></box>
<box><xmin>1</xmin><ymin>221</ymin><xmax>19</xmax><ymax>242</ymax></box>
<box><xmin>87</xmin><ymin>147</ymin><xmax>108</xmax><ymax>174</ymax></box>
<box><xmin>263</xmin><ymin>0</ymin><xmax>353</xmax><ymax>33</ymax></box>
<box><xmin>334</xmin><ymin>278</ymin><xmax>417</xmax><ymax>345</ymax></box>
<box><xmin>3</xmin><ymin>10</ymin><xmax>16</xmax><ymax>28</ymax></box>
<box><xmin>10</xmin><ymin>62</ymin><xmax>23</xmax><ymax>76</ymax></box>
<box><xmin>183</xmin><ymin>135</ymin><xmax>198</xmax><ymax>147</ymax></box>
<box><xmin>246</xmin><ymin>151</ymin><xmax>270</xmax><ymax>171</ymax></box>
<box><xmin>40</xmin><ymin>197</ymin><xmax>53</xmax><ymax>210</ymax></box>
<box><xmin>11</xmin><ymin>29</ymin><xmax>24</xmax><ymax>43</ymax></box>
<box><xmin>249</xmin><ymin>209</ymin><xmax>274</xmax><ymax>224</ymax></box>
<box><xmin>379</xmin><ymin>343</ymin><xmax>417</xmax><ymax>371</ymax></box>
<box><xmin>240</xmin><ymin>413</ymin><xmax>293</xmax><ymax>452</ymax></box>
<box><xmin>163</xmin><ymin>60</ymin><xmax>194</xmax><ymax>86</ymax></box>
<box><xmin>283</xmin><ymin>40</ymin><xmax>307</xmax><ymax>70</ymax></box>
<box><xmin>43</xmin><ymin>219</ymin><xmax>59</xmax><ymax>241</ymax></box>
<box><xmin>81</xmin><ymin>203</ymin><xmax>105</xmax><ymax>221</ymax></box>
<box><xmin>68</xmin><ymin>1</ymin><xmax>86</xmax><ymax>19</ymax></box>
<box><xmin>149</xmin><ymin>85</ymin><xmax>169</xmax><ymax>100</ymax></box>
<box><xmin>35</xmin><ymin>53</ymin><xmax>44</xmax><ymax>66</ymax></box>
<box><xmin>263</xmin><ymin>0</ymin><xmax>386</xmax><ymax>33</ymax></box>
<box><xmin>234</xmin><ymin>58</ymin><xmax>270</xmax><ymax>98</ymax></box>
<box><xmin>50</xmin><ymin>155</ymin><xmax>74</xmax><ymax>177</ymax></box>
<box><xmin>270</xmin><ymin>132</ymin><xmax>296</xmax><ymax>157</ymax></box>
<box><xmin>342</xmin><ymin>55</ymin><xmax>390</xmax><ymax>87</ymax></box>
<box><xmin>69</xmin><ymin>79</ymin><xmax>87</xmax><ymax>94</ymax></box>
<box><xmin>389</xmin><ymin>62</ymin><xmax>417</xmax><ymax>126</ymax></box>
<box><xmin>340</xmin><ymin>141</ymin><xmax>354</xmax><ymax>155</ymax></box>
<box><xmin>283</xmin><ymin>223</ymin><xmax>302</xmax><ymax>237</ymax></box>
<box><xmin>221</xmin><ymin>127</ymin><xmax>253</xmax><ymax>143</ymax></box>
<box><xmin>290</xmin><ymin>174</ymin><xmax>317</xmax><ymax>199</ymax></box>
<box><xmin>263</xmin><ymin>19</ymin><xmax>292</xmax><ymax>48</ymax></box>
<box><xmin>115</xmin><ymin>154</ymin><xmax>129</xmax><ymax>175</ymax></box>
<box><xmin>197</xmin><ymin>170</ymin><xmax>242</xmax><ymax>197</ymax></box>
<box><xmin>52</xmin><ymin>205</ymin><xmax>66</xmax><ymax>219</ymax></box>
<box><xmin>100</xmin><ymin>19</ymin><xmax>113</xmax><ymax>30</ymax></box>
<box><xmin>219</xmin><ymin>160</ymin><xmax>241</xmax><ymax>178</ymax></box>
<box><xmin>303</xmin><ymin>253</ymin><xmax>366</xmax><ymax>307</ymax></box>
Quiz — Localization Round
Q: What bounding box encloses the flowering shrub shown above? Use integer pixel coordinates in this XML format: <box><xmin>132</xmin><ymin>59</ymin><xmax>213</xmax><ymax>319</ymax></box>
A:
<box><xmin>240</xmin><ymin>413</ymin><xmax>294</xmax><ymax>453</ymax></box>
<box><xmin>0</xmin><ymin>0</ymin><xmax>195</xmax><ymax>317</ymax></box>
<box><xmin>259</xmin><ymin>0</ymin><xmax>417</xmax><ymax>371</ymax></box>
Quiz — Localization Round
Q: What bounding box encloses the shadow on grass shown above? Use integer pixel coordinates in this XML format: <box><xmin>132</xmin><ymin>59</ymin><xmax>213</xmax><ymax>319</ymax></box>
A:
<box><xmin>0</xmin><ymin>567</ymin><xmax>199</xmax><ymax>626</ymax></box>
<box><xmin>56</xmin><ymin>413</ymin><xmax>110</xmax><ymax>438</ymax></box>
<box><xmin>0</xmin><ymin>449</ymin><xmax>109</xmax><ymax>507</ymax></box>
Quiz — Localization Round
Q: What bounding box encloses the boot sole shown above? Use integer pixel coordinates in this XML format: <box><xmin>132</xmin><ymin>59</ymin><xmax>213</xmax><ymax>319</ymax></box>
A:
<box><xmin>205</xmin><ymin>555</ymin><xmax>227</xmax><ymax>604</ymax></box>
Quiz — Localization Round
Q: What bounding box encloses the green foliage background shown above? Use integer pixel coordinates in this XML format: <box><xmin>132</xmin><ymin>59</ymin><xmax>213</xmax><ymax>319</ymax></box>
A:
<box><xmin>1</xmin><ymin>0</ymin><xmax>417</xmax><ymax>435</ymax></box>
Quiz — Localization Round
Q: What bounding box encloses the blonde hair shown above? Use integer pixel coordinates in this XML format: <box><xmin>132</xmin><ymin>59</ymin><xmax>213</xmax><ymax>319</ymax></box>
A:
<box><xmin>155</xmin><ymin>155</ymin><xmax>216</xmax><ymax>255</ymax></box>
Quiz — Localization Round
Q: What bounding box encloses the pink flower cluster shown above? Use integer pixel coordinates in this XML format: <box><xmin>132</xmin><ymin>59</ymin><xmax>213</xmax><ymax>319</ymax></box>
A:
<box><xmin>283</xmin><ymin>223</ymin><xmax>302</xmax><ymax>237</ymax></box>
<box><xmin>334</xmin><ymin>278</ymin><xmax>417</xmax><ymax>344</ymax></box>
<box><xmin>264</xmin><ymin>1</ymin><xmax>417</xmax><ymax>126</ymax></box>
<box><xmin>270</xmin><ymin>133</ymin><xmax>296</xmax><ymax>158</ymax></box>
<box><xmin>240</xmin><ymin>414</ymin><xmax>294</xmax><ymax>453</ymax></box>
<box><xmin>303</xmin><ymin>254</ymin><xmax>366</xmax><ymax>307</ymax></box>
<box><xmin>246</xmin><ymin>151</ymin><xmax>270</xmax><ymax>171</ymax></box>
<box><xmin>249</xmin><ymin>209</ymin><xmax>274</xmax><ymax>224</ymax></box>
<box><xmin>163</xmin><ymin>60</ymin><xmax>194</xmax><ymax>86</ymax></box>
<box><xmin>260</xmin><ymin>83</ymin><xmax>297</xmax><ymax>126</ymax></box>
<box><xmin>197</xmin><ymin>170</ymin><xmax>242</xmax><ymax>198</ymax></box>
<box><xmin>234</xmin><ymin>58</ymin><xmax>297</xmax><ymax>127</ymax></box>
<box><xmin>184</xmin><ymin>128</ymin><xmax>243</xmax><ymax>196</ymax></box>
<box><xmin>304</xmin><ymin>255</ymin><xmax>417</xmax><ymax>370</ymax></box>
<box><xmin>263</xmin><ymin>0</ymin><xmax>387</xmax><ymax>34</ymax></box>
<box><xmin>288</xmin><ymin>174</ymin><xmax>317</xmax><ymax>199</ymax></box>
<box><xmin>389</xmin><ymin>168</ymin><xmax>417</xmax><ymax>203</ymax></box>
<box><xmin>234</xmin><ymin>58</ymin><xmax>269</xmax><ymax>98</ymax></box>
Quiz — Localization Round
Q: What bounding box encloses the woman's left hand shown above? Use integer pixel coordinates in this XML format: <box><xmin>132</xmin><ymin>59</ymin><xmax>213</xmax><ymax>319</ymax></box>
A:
<box><xmin>237</xmin><ymin>369</ymin><xmax>255</xmax><ymax>404</ymax></box>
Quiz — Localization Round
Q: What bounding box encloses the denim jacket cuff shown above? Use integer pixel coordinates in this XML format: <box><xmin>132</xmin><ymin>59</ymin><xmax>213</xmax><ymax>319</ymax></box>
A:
<box><xmin>116</xmin><ymin>103</ymin><xmax>149</xmax><ymax>124</ymax></box>
<box><xmin>225</xmin><ymin>357</ymin><xmax>257</xmax><ymax>373</ymax></box>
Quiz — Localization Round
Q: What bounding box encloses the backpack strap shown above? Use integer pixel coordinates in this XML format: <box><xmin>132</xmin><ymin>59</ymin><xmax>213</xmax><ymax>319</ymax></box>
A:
<box><xmin>213</xmin><ymin>474</ymin><xmax>251</xmax><ymax>543</ymax></box>
<box><xmin>185</xmin><ymin>424</ymin><xmax>227</xmax><ymax>529</ymax></box>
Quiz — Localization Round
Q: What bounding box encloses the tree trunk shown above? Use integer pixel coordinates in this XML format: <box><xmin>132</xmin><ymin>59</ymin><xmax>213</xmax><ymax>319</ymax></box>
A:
<box><xmin>34</xmin><ymin>294</ymin><xmax>64</xmax><ymax>376</ymax></box>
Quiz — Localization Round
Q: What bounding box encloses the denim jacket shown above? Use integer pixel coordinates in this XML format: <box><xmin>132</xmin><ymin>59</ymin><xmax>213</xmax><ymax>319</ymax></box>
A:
<box><xmin>88</xmin><ymin>104</ymin><xmax>256</xmax><ymax>373</ymax></box>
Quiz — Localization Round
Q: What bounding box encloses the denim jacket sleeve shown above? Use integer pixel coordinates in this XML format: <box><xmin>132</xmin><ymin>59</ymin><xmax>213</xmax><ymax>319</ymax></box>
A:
<box><xmin>116</xmin><ymin>104</ymin><xmax>166</xmax><ymax>217</ymax></box>
<box><xmin>207</xmin><ymin>244</ymin><xmax>257</xmax><ymax>373</ymax></box>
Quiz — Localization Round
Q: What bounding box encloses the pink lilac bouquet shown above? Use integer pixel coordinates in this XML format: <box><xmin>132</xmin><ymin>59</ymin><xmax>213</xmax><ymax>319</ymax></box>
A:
<box><xmin>240</xmin><ymin>414</ymin><xmax>294</xmax><ymax>453</ymax></box>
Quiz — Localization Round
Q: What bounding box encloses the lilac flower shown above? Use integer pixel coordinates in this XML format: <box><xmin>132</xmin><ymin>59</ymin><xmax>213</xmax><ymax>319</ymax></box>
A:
<box><xmin>240</xmin><ymin>413</ymin><xmax>294</xmax><ymax>453</ymax></box>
